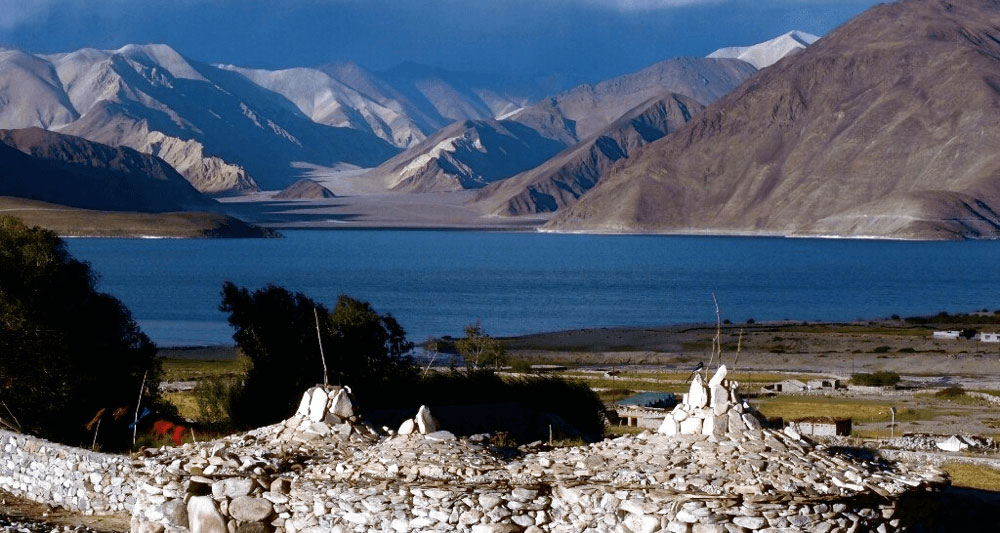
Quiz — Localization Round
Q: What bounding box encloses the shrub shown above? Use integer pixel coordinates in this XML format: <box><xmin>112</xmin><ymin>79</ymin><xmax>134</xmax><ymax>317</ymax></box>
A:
<box><xmin>850</xmin><ymin>372</ymin><xmax>901</xmax><ymax>387</ymax></box>
<box><xmin>509</xmin><ymin>359</ymin><xmax>533</xmax><ymax>373</ymax></box>
<box><xmin>872</xmin><ymin>346</ymin><xmax>892</xmax><ymax>353</ymax></box>
<box><xmin>0</xmin><ymin>216</ymin><xmax>160</xmax><ymax>449</ymax></box>
<box><xmin>359</xmin><ymin>371</ymin><xmax>606</xmax><ymax>443</ymax></box>
<box><xmin>935</xmin><ymin>386</ymin><xmax>966</xmax><ymax>399</ymax></box>
<box><xmin>193</xmin><ymin>376</ymin><xmax>241</xmax><ymax>426</ymax></box>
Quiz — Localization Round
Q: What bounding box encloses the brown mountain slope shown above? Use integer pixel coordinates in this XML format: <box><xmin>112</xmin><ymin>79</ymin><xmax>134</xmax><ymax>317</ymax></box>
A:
<box><xmin>0</xmin><ymin>127</ymin><xmax>216</xmax><ymax>212</ymax></box>
<box><xmin>546</xmin><ymin>0</ymin><xmax>1000</xmax><ymax>239</ymax></box>
<box><xmin>474</xmin><ymin>93</ymin><xmax>704</xmax><ymax>216</ymax></box>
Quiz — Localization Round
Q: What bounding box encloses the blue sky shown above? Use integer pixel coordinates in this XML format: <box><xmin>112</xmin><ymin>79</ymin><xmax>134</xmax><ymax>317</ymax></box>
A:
<box><xmin>1</xmin><ymin>0</ymin><xmax>884</xmax><ymax>82</ymax></box>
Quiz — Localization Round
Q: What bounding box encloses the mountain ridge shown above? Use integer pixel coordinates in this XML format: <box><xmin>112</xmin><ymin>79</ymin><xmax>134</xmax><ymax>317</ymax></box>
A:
<box><xmin>545</xmin><ymin>0</ymin><xmax>1000</xmax><ymax>240</ymax></box>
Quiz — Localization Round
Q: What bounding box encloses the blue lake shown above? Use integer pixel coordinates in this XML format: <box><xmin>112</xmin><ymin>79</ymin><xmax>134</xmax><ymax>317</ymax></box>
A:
<box><xmin>66</xmin><ymin>230</ymin><xmax>1000</xmax><ymax>347</ymax></box>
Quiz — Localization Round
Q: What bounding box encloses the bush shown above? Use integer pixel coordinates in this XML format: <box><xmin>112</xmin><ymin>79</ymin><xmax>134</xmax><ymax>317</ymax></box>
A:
<box><xmin>0</xmin><ymin>216</ymin><xmax>160</xmax><ymax>448</ymax></box>
<box><xmin>509</xmin><ymin>359</ymin><xmax>533</xmax><ymax>373</ymax></box>
<box><xmin>872</xmin><ymin>346</ymin><xmax>891</xmax><ymax>353</ymax></box>
<box><xmin>219</xmin><ymin>282</ymin><xmax>415</xmax><ymax>428</ymax></box>
<box><xmin>358</xmin><ymin>371</ymin><xmax>606</xmax><ymax>444</ymax></box>
<box><xmin>935</xmin><ymin>386</ymin><xmax>966</xmax><ymax>399</ymax></box>
<box><xmin>193</xmin><ymin>376</ymin><xmax>241</xmax><ymax>426</ymax></box>
<box><xmin>850</xmin><ymin>372</ymin><xmax>901</xmax><ymax>387</ymax></box>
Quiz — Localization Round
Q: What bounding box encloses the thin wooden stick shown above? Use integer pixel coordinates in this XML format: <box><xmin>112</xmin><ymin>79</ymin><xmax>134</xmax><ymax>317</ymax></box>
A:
<box><xmin>190</xmin><ymin>427</ymin><xmax>198</xmax><ymax>444</ymax></box>
<box><xmin>705</xmin><ymin>294</ymin><xmax>721</xmax><ymax>378</ymax></box>
<box><xmin>132</xmin><ymin>370</ymin><xmax>148</xmax><ymax>447</ymax></box>
<box><xmin>733</xmin><ymin>328</ymin><xmax>744</xmax><ymax>371</ymax></box>
<box><xmin>1</xmin><ymin>401</ymin><xmax>20</xmax><ymax>430</ymax></box>
<box><xmin>314</xmin><ymin>307</ymin><xmax>328</xmax><ymax>388</ymax></box>
<box><xmin>92</xmin><ymin>419</ymin><xmax>101</xmax><ymax>450</ymax></box>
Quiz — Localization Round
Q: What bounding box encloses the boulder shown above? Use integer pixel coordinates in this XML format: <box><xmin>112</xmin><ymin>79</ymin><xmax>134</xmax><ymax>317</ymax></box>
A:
<box><xmin>308</xmin><ymin>388</ymin><xmax>328</xmax><ymax>423</ymax></box>
<box><xmin>295</xmin><ymin>392</ymin><xmax>311</xmax><ymax>417</ymax></box>
<box><xmin>687</xmin><ymin>374</ymin><xmax>708</xmax><ymax>409</ymax></box>
<box><xmin>329</xmin><ymin>389</ymin><xmax>354</xmax><ymax>419</ymax></box>
<box><xmin>679</xmin><ymin>417</ymin><xmax>702</xmax><ymax>435</ymax></box>
<box><xmin>187</xmin><ymin>495</ymin><xmax>226</xmax><ymax>533</ymax></box>
<box><xmin>415</xmin><ymin>405</ymin><xmax>437</xmax><ymax>434</ymax></box>
<box><xmin>708</xmin><ymin>364</ymin><xmax>728</xmax><ymax>388</ymax></box>
<box><xmin>936</xmin><ymin>435</ymin><xmax>969</xmax><ymax>452</ymax></box>
<box><xmin>398</xmin><ymin>419</ymin><xmax>415</xmax><ymax>436</ymax></box>
<box><xmin>658</xmin><ymin>417</ymin><xmax>678</xmax><ymax>436</ymax></box>
<box><xmin>229</xmin><ymin>496</ymin><xmax>274</xmax><ymax>522</ymax></box>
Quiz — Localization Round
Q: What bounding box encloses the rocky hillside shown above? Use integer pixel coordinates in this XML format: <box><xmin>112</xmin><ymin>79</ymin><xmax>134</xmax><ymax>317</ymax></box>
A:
<box><xmin>509</xmin><ymin>57</ymin><xmax>756</xmax><ymax>143</ymax></box>
<box><xmin>546</xmin><ymin>0</ymin><xmax>1000</xmax><ymax>240</ymax></box>
<box><xmin>364</xmin><ymin>58</ymin><xmax>755</xmax><ymax>193</ymax></box>
<box><xmin>0</xmin><ymin>127</ymin><xmax>216</xmax><ymax>212</ymax></box>
<box><xmin>474</xmin><ymin>93</ymin><xmax>704</xmax><ymax>215</ymax></box>
<box><xmin>362</xmin><ymin>119</ymin><xmax>567</xmax><ymax>192</ymax></box>
<box><xmin>0</xmin><ymin>44</ymin><xmax>400</xmax><ymax>193</ymax></box>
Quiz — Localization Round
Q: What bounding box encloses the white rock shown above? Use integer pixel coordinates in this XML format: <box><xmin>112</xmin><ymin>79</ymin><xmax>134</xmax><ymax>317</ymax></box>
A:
<box><xmin>398</xmin><ymin>419</ymin><xmax>415</xmax><ymax>436</ymax></box>
<box><xmin>687</xmin><ymin>374</ymin><xmax>708</xmax><ymax>409</ymax></box>
<box><xmin>329</xmin><ymin>389</ymin><xmax>354</xmax><ymax>419</ymax></box>
<box><xmin>679</xmin><ymin>417</ymin><xmax>702</xmax><ymax>435</ymax></box>
<box><xmin>186</xmin><ymin>495</ymin><xmax>226</xmax><ymax>533</ymax></box>
<box><xmin>308</xmin><ymin>388</ymin><xmax>328</xmax><ymax>423</ymax></box>
<box><xmin>658</xmin><ymin>417</ymin><xmax>678</xmax><ymax>436</ymax></box>
<box><xmin>708</xmin><ymin>364</ymin><xmax>728</xmax><ymax>388</ymax></box>
<box><xmin>415</xmin><ymin>405</ymin><xmax>437</xmax><ymax>434</ymax></box>
<box><xmin>424</xmin><ymin>430</ymin><xmax>456</xmax><ymax>441</ymax></box>
<box><xmin>295</xmin><ymin>392</ymin><xmax>311</xmax><ymax>417</ymax></box>
<box><xmin>623</xmin><ymin>513</ymin><xmax>659</xmax><ymax>533</ymax></box>
<box><xmin>936</xmin><ymin>435</ymin><xmax>968</xmax><ymax>452</ymax></box>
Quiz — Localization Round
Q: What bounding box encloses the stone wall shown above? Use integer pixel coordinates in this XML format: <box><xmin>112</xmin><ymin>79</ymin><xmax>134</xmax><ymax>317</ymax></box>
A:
<box><xmin>0</xmin><ymin>429</ymin><xmax>137</xmax><ymax>516</ymax></box>
<box><xmin>0</xmin><ymin>378</ymin><xmax>951</xmax><ymax>533</ymax></box>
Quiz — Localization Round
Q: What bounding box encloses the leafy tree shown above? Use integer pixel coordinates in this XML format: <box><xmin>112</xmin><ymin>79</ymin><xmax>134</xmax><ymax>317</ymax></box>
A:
<box><xmin>455</xmin><ymin>321</ymin><xmax>506</xmax><ymax>370</ymax></box>
<box><xmin>219</xmin><ymin>282</ymin><xmax>414</xmax><ymax>427</ymax></box>
<box><xmin>0</xmin><ymin>216</ymin><xmax>159</xmax><ymax>448</ymax></box>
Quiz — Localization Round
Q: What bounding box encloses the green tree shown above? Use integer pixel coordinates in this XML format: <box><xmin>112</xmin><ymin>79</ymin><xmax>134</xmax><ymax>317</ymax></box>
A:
<box><xmin>219</xmin><ymin>282</ymin><xmax>414</xmax><ymax>428</ymax></box>
<box><xmin>455</xmin><ymin>321</ymin><xmax>506</xmax><ymax>370</ymax></box>
<box><xmin>0</xmin><ymin>216</ymin><xmax>159</xmax><ymax>448</ymax></box>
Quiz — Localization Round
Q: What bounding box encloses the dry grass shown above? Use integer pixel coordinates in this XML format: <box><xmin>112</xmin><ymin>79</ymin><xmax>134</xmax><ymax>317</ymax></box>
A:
<box><xmin>753</xmin><ymin>395</ymin><xmax>946</xmax><ymax>424</ymax></box>
<box><xmin>943</xmin><ymin>462</ymin><xmax>1000</xmax><ymax>491</ymax></box>
<box><xmin>160</xmin><ymin>358</ymin><xmax>247</xmax><ymax>381</ymax></box>
<box><xmin>163</xmin><ymin>391</ymin><xmax>200</xmax><ymax>420</ymax></box>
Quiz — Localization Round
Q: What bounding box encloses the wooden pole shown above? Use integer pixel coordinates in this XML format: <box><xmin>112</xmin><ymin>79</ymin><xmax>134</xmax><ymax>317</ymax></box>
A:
<box><xmin>132</xmin><ymin>370</ymin><xmax>147</xmax><ymax>448</ymax></box>
<box><xmin>91</xmin><ymin>419</ymin><xmax>101</xmax><ymax>450</ymax></box>
<box><xmin>314</xmin><ymin>308</ymin><xmax>328</xmax><ymax>388</ymax></box>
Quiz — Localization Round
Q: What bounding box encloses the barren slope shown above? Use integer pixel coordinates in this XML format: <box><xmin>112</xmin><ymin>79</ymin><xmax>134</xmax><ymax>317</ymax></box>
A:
<box><xmin>547</xmin><ymin>0</ymin><xmax>1000</xmax><ymax>239</ymax></box>
<box><xmin>474</xmin><ymin>93</ymin><xmax>704</xmax><ymax>216</ymax></box>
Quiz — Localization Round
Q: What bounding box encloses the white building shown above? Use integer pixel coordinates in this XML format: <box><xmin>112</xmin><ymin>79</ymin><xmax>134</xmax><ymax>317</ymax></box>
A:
<box><xmin>932</xmin><ymin>331</ymin><xmax>961</xmax><ymax>340</ymax></box>
<box><xmin>982</xmin><ymin>332</ymin><xmax>1000</xmax><ymax>343</ymax></box>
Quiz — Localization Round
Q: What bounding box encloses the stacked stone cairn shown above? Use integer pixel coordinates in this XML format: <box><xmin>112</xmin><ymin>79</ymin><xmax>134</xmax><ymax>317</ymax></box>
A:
<box><xmin>658</xmin><ymin>365</ymin><xmax>762</xmax><ymax>438</ymax></box>
<box><xmin>1</xmin><ymin>375</ymin><xmax>951</xmax><ymax>533</ymax></box>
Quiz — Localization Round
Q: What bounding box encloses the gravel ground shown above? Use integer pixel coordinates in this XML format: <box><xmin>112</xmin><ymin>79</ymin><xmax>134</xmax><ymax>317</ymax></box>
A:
<box><xmin>0</xmin><ymin>493</ymin><xmax>126</xmax><ymax>533</ymax></box>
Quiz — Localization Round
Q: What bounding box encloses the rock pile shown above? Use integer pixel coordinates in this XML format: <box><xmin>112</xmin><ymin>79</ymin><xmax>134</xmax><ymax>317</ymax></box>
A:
<box><xmin>1</xmin><ymin>376</ymin><xmax>950</xmax><ymax>533</ymax></box>
<box><xmin>657</xmin><ymin>365</ymin><xmax>762</xmax><ymax>439</ymax></box>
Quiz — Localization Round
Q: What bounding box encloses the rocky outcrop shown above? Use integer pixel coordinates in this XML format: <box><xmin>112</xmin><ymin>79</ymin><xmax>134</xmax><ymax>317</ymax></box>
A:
<box><xmin>274</xmin><ymin>179</ymin><xmax>336</xmax><ymax>200</ymax></box>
